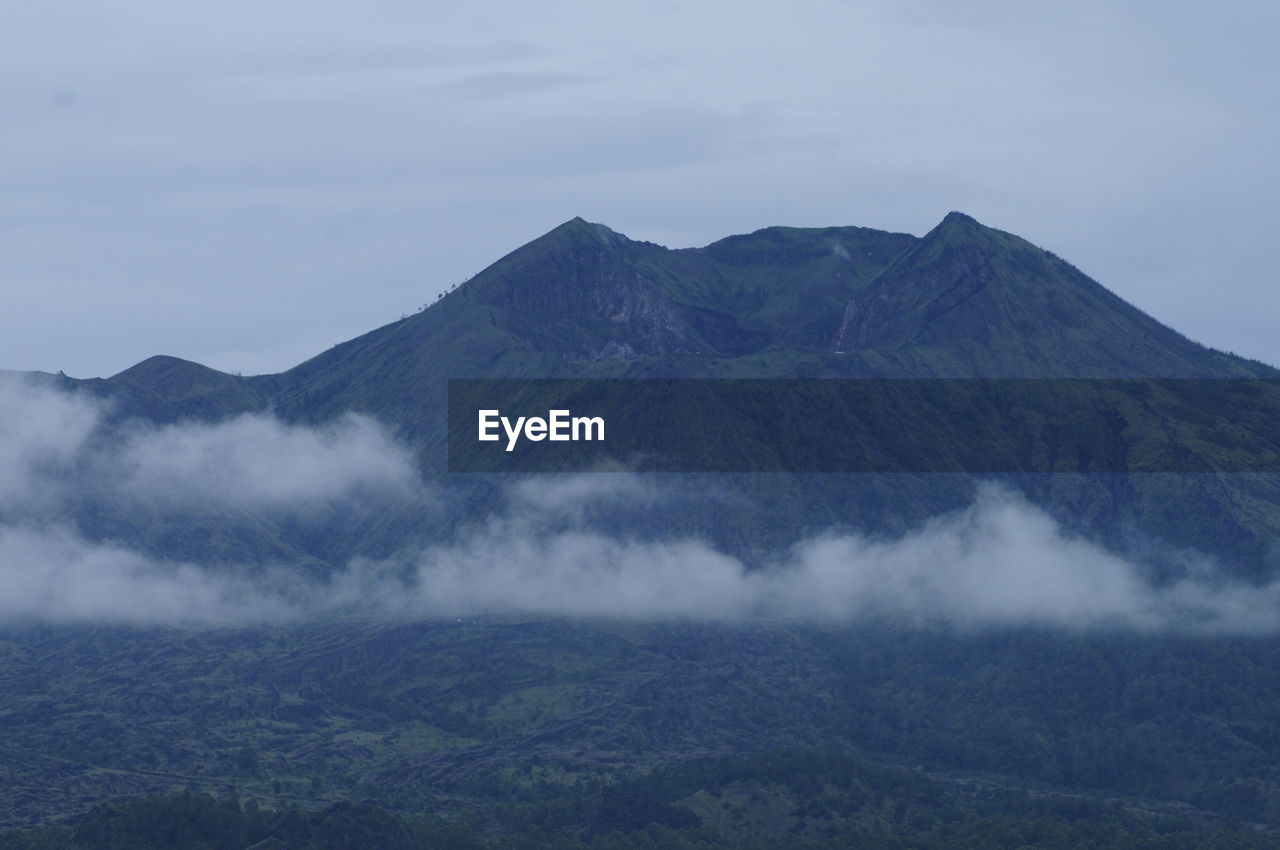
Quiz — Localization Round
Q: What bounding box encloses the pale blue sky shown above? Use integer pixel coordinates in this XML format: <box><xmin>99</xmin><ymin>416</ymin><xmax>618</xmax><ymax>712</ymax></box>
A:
<box><xmin>3</xmin><ymin>0</ymin><xmax>1277</xmax><ymax>377</ymax></box>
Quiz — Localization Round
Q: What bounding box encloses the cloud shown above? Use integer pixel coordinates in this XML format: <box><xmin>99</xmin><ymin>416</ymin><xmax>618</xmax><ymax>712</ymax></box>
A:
<box><xmin>0</xmin><ymin>524</ymin><xmax>292</xmax><ymax>626</ymax></box>
<box><xmin>0</xmin><ymin>374</ymin><xmax>100</xmax><ymax>512</ymax></box>
<box><xmin>5</xmin><ymin>473</ymin><xmax>1278</xmax><ymax>632</ymax></box>
<box><xmin>411</xmin><ymin>529</ymin><xmax>754</xmax><ymax>620</ymax></box>
<box><xmin>113</xmin><ymin>412</ymin><xmax>417</xmax><ymax>508</ymax></box>
<box><xmin>398</xmin><ymin>482</ymin><xmax>1280</xmax><ymax>632</ymax></box>
<box><xmin>2</xmin><ymin>375</ymin><xmax>1279</xmax><ymax>632</ymax></box>
<box><xmin>0</xmin><ymin>374</ymin><xmax>418</xmax><ymax>516</ymax></box>
<box><xmin>506</xmin><ymin>472</ymin><xmax>654</xmax><ymax>517</ymax></box>
<box><xmin>765</xmin><ymin>487</ymin><xmax>1160</xmax><ymax>628</ymax></box>
<box><xmin>430</xmin><ymin>70</ymin><xmax>588</xmax><ymax>99</ymax></box>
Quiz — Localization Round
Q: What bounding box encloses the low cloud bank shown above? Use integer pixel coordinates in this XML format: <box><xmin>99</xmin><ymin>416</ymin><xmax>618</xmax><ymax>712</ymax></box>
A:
<box><xmin>0</xmin><ymin>375</ymin><xmax>1278</xmax><ymax>631</ymax></box>
<box><xmin>0</xmin><ymin>376</ymin><xmax>100</xmax><ymax>511</ymax></box>
<box><xmin>399</xmin><ymin>483</ymin><xmax>1280</xmax><ymax>632</ymax></box>
<box><xmin>115</xmin><ymin>413</ymin><xmax>416</xmax><ymax>507</ymax></box>
<box><xmin>0</xmin><ymin>374</ymin><xmax>416</xmax><ymax>516</ymax></box>
<box><xmin>0</xmin><ymin>525</ymin><xmax>293</xmax><ymax>625</ymax></box>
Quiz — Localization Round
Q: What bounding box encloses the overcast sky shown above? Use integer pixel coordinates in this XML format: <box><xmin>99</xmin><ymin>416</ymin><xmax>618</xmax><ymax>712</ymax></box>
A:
<box><xmin>2</xmin><ymin>0</ymin><xmax>1277</xmax><ymax>378</ymax></box>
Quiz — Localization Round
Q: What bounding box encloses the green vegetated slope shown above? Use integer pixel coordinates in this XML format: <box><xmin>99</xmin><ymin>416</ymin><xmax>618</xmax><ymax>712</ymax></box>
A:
<box><xmin>3</xmin><ymin>621</ymin><xmax>1280</xmax><ymax>847</ymax></box>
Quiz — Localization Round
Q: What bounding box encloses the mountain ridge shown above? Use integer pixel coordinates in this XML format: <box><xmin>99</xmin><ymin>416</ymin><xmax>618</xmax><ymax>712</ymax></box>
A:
<box><xmin>75</xmin><ymin>211</ymin><xmax>1275</xmax><ymax>391</ymax></box>
<box><xmin>31</xmin><ymin>211</ymin><xmax>1280</xmax><ymax>573</ymax></box>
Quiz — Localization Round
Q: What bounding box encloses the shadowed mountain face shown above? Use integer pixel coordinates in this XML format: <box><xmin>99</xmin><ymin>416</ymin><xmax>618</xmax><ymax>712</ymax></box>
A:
<box><xmin>37</xmin><ymin>212</ymin><xmax>1280</xmax><ymax>572</ymax></box>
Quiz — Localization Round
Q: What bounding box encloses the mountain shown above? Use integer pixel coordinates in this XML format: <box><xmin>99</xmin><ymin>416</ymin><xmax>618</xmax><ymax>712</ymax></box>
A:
<box><xmin>831</xmin><ymin>212</ymin><xmax>1266</xmax><ymax>377</ymax></box>
<box><xmin>44</xmin><ymin>212</ymin><xmax>1280</xmax><ymax>572</ymax></box>
<box><xmin>266</xmin><ymin>212</ymin><xmax>1270</xmax><ymax>405</ymax></box>
<box><xmin>10</xmin><ymin>214</ymin><xmax>1280</xmax><ymax>844</ymax></box>
<box><xmin>79</xmin><ymin>211</ymin><xmax>1274</xmax><ymax>429</ymax></box>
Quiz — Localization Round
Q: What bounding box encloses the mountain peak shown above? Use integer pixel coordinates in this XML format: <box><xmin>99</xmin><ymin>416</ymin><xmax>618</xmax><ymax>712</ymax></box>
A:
<box><xmin>923</xmin><ymin>211</ymin><xmax>1006</xmax><ymax>247</ymax></box>
<box><xmin>545</xmin><ymin>217</ymin><xmax>629</xmax><ymax>249</ymax></box>
<box><xmin>457</xmin><ymin>215</ymin><xmax>705</xmax><ymax>360</ymax></box>
<box><xmin>102</xmin><ymin>355</ymin><xmax>267</xmax><ymax>422</ymax></box>
<box><xmin>111</xmin><ymin>354</ymin><xmax>224</xmax><ymax>382</ymax></box>
<box><xmin>828</xmin><ymin>212</ymin><xmax>1259</xmax><ymax>376</ymax></box>
<box><xmin>940</xmin><ymin>210</ymin><xmax>979</xmax><ymax>227</ymax></box>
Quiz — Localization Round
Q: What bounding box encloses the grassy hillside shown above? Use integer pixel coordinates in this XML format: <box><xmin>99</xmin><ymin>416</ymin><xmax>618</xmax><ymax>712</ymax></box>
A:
<box><xmin>3</xmin><ymin>621</ymin><xmax>1280</xmax><ymax>845</ymax></box>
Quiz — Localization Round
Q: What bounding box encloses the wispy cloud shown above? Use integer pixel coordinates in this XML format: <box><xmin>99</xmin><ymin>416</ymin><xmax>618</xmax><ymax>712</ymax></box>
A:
<box><xmin>0</xmin><ymin>374</ymin><xmax>417</xmax><ymax>515</ymax></box>
<box><xmin>113</xmin><ymin>413</ymin><xmax>416</xmax><ymax>508</ymax></box>
<box><xmin>429</xmin><ymin>70</ymin><xmax>587</xmax><ymax>99</ymax></box>
<box><xmin>398</xmin><ymin>482</ymin><xmax>1280</xmax><ymax>632</ymax></box>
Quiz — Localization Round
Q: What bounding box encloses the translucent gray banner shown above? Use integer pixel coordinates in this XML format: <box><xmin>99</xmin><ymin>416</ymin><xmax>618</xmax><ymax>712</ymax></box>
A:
<box><xmin>447</xmin><ymin>378</ymin><xmax>1280</xmax><ymax>473</ymax></box>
